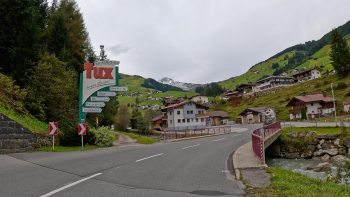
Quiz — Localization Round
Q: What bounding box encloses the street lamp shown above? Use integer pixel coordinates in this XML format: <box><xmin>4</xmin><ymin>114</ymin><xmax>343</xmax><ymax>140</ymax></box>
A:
<box><xmin>330</xmin><ymin>83</ymin><xmax>337</xmax><ymax>124</ymax></box>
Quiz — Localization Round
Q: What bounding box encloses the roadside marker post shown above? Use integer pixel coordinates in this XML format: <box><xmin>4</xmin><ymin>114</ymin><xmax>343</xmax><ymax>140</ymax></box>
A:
<box><xmin>78</xmin><ymin>123</ymin><xmax>86</xmax><ymax>149</ymax></box>
<box><xmin>48</xmin><ymin>122</ymin><xmax>58</xmax><ymax>150</ymax></box>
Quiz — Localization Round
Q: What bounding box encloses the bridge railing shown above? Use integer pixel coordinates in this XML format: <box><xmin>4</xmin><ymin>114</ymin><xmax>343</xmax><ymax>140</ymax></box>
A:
<box><xmin>162</xmin><ymin>125</ymin><xmax>235</xmax><ymax>140</ymax></box>
<box><xmin>251</xmin><ymin>121</ymin><xmax>281</xmax><ymax>163</ymax></box>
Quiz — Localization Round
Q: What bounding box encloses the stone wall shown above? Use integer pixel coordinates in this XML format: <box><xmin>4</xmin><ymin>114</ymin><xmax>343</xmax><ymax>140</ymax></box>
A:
<box><xmin>267</xmin><ymin>131</ymin><xmax>350</xmax><ymax>165</ymax></box>
<box><xmin>0</xmin><ymin>113</ymin><xmax>50</xmax><ymax>154</ymax></box>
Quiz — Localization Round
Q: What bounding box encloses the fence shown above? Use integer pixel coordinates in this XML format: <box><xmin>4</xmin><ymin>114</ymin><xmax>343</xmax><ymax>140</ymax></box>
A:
<box><xmin>161</xmin><ymin>125</ymin><xmax>235</xmax><ymax>140</ymax></box>
<box><xmin>251</xmin><ymin>121</ymin><xmax>281</xmax><ymax>163</ymax></box>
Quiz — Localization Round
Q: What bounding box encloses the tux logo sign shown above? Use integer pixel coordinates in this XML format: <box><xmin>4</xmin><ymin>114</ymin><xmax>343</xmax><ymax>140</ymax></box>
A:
<box><xmin>81</xmin><ymin>60</ymin><xmax>119</xmax><ymax>104</ymax></box>
<box><xmin>84</xmin><ymin>63</ymin><xmax>113</xmax><ymax>79</ymax></box>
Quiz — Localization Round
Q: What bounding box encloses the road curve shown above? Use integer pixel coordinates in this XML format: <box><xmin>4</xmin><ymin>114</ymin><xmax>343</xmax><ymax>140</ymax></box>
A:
<box><xmin>0</xmin><ymin>126</ymin><xmax>255</xmax><ymax>197</ymax></box>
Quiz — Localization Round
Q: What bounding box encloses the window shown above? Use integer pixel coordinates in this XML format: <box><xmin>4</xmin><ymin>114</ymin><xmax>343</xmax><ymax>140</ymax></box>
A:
<box><xmin>196</xmin><ymin>118</ymin><xmax>198</xmax><ymax>122</ymax></box>
<box><xmin>177</xmin><ymin>110</ymin><xmax>180</xmax><ymax>115</ymax></box>
<box><xmin>182</xmin><ymin>119</ymin><xmax>185</xmax><ymax>123</ymax></box>
<box><xmin>170</xmin><ymin>120</ymin><xmax>172</xmax><ymax>123</ymax></box>
<box><xmin>169</xmin><ymin>111</ymin><xmax>172</xmax><ymax>115</ymax></box>
<box><xmin>201</xmin><ymin>118</ymin><xmax>204</xmax><ymax>122</ymax></box>
<box><xmin>178</xmin><ymin>119</ymin><xmax>181</xmax><ymax>123</ymax></box>
<box><xmin>187</xmin><ymin>119</ymin><xmax>190</xmax><ymax>122</ymax></box>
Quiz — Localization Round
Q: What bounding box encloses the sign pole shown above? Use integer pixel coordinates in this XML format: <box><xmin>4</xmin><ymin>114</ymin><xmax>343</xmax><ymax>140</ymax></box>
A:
<box><xmin>81</xmin><ymin>135</ymin><xmax>84</xmax><ymax>149</ymax></box>
<box><xmin>53</xmin><ymin>135</ymin><xmax>55</xmax><ymax>150</ymax></box>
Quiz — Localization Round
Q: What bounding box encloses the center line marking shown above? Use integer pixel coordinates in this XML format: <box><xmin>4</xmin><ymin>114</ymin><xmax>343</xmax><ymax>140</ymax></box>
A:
<box><xmin>40</xmin><ymin>173</ymin><xmax>102</xmax><ymax>197</ymax></box>
<box><xmin>213</xmin><ymin>138</ymin><xmax>225</xmax><ymax>142</ymax></box>
<box><xmin>135</xmin><ymin>153</ymin><xmax>164</xmax><ymax>162</ymax></box>
<box><xmin>181</xmin><ymin>144</ymin><xmax>200</xmax><ymax>150</ymax></box>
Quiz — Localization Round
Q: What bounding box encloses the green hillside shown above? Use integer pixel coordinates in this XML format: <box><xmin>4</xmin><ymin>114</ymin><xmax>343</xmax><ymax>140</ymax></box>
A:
<box><xmin>214</xmin><ymin>74</ymin><xmax>350</xmax><ymax>121</ymax></box>
<box><xmin>219</xmin><ymin>20</ymin><xmax>350</xmax><ymax>90</ymax></box>
<box><xmin>118</xmin><ymin>74</ymin><xmax>198</xmax><ymax>107</ymax></box>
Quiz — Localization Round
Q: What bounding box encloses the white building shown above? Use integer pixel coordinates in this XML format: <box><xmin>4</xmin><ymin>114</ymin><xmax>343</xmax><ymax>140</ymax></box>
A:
<box><xmin>190</xmin><ymin>95</ymin><xmax>209</xmax><ymax>104</ymax></box>
<box><xmin>162</xmin><ymin>101</ymin><xmax>209</xmax><ymax>129</ymax></box>
<box><xmin>292</xmin><ymin>68</ymin><xmax>321</xmax><ymax>82</ymax></box>
<box><xmin>286</xmin><ymin>93</ymin><xmax>335</xmax><ymax>120</ymax></box>
<box><xmin>256</xmin><ymin>76</ymin><xmax>295</xmax><ymax>91</ymax></box>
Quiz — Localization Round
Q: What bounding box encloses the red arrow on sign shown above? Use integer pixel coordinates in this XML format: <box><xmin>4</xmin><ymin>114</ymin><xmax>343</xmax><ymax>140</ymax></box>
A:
<box><xmin>48</xmin><ymin>122</ymin><xmax>58</xmax><ymax>136</ymax></box>
<box><xmin>78</xmin><ymin>123</ymin><xmax>86</xmax><ymax>135</ymax></box>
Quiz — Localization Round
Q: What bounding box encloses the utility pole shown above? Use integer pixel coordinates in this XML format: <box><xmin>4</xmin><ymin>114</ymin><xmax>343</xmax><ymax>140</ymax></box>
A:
<box><xmin>330</xmin><ymin>83</ymin><xmax>337</xmax><ymax>124</ymax></box>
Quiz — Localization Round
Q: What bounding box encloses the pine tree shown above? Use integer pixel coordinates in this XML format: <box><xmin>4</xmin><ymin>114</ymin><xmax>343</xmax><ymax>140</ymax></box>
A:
<box><xmin>330</xmin><ymin>29</ymin><xmax>350</xmax><ymax>76</ymax></box>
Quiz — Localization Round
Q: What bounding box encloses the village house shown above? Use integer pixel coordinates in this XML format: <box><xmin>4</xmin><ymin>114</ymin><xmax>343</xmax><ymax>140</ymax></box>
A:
<box><xmin>190</xmin><ymin>95</ymin><xmax>209</xmax><ymax>104</ymax></box>
<box><xmin>292</xmin><ymin>68</ymin><xmax>321</xmax><ymax>82</ymax></box>
<box><xmin>207</xmin><ymin>111</ymin><xmax>230</xmax><ymax>126</ymax></box>
<box><xmin>286</xmin><ymin>93</ymin><xmax>335</xmax><ymax>120</ymax></box>
<box><xmin>162</xmin><ymin>101</ymin><xmax>209</xmax><ymax>129</ymax></box>
<box><xmin>222</xmin><ymin>91</ymin><xmax>241</xmax><ymax>101</ymax></box>
<box><xmin>235</xmin><ymin>84</ymin><xmax>257</xmax><ymax>94</ymax></box>
<box><xmin>151</xmin><ymin>114</ymin><xmax>167</xmax><ymax>131</ymax></box>
<box><xmin>344</xmin><ymin>101</ymin><xmax>350</xmax><ymax>113</ymax></box>
<box><xmin>256</xmin><ymin>76</ymin><xmax>295</xmax><ymax>91</ymax></box>
<box><xmin>238</xmin><ymin>107</ymin><xmax>276</xmax><ymax>124</ymax></box>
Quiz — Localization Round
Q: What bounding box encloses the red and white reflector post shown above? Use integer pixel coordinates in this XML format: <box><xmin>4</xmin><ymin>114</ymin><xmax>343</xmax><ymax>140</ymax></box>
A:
<box><xmin>78</xmin><ymin>123</ymin><xmax>86</xmax><ymax>149</ymax></box>
<box><xmin>48</xmin><ymin>122</ymin><xmax>58</xmax><ymax>150</ymax></box>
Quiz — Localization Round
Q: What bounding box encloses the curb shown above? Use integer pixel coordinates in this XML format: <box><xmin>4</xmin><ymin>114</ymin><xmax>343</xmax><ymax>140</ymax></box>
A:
<box><xmin>232</xmin><ymin>142</ymin><xmax>268</xmax><ymax>180</ymax></box>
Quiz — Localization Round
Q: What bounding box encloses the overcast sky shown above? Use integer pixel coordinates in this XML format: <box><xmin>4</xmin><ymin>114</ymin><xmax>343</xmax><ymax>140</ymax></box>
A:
<box><xmin>75</xmin><ymin>0</ymin><xmax>350</xmax><ymax>84</ymax></box>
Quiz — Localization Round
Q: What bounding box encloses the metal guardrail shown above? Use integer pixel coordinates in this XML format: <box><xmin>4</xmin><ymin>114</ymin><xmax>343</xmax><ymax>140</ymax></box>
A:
<box><xmin>162</xmin><ymin>125</ymin><xmax>235</xmax><ymax>140</ymax></box>
<box><xmin>251</xmin><ymin>122</ymin><xmax>281</xmax><ymax>163</ymax></box>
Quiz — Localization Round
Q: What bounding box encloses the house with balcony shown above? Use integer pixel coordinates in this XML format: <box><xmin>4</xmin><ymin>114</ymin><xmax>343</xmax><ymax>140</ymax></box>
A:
<box><xmin>238</xmin><ymin>107</ymin><xmax>276</xmax><ymax>124</ymax></box>
<box><xmin>190</xmin><ymin>95</ymin><xmax>209</xmax><ymax>104</ymax></box>
<box><xmin>292</xmin><ymin>68</ymin><xmax>321</xmax><ymax>82</ymax></box>
<box><xmin>286</xmin><ymin>93</ymin><xmax>335</xmax><ymax>120</ymax></box>
<box><xmin>256</xmin><ymin>76</ymin><xmax>295</xmax><ymax>91</ymax></box>
<box><xmin>161</xmin><ymin>101</ymin><xmax>210</xmax><ymax>129</ymax></box>
<box><xmin>235</xmin><ymin>83</ymin><xmax>258</xmax><ymax>95</ymax></box>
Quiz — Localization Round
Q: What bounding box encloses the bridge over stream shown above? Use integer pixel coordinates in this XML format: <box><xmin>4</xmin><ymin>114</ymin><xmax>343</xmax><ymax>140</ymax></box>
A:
<box><xmin>252</xmin><ymin>121</ymin><xmax>282</xmax><ymax>163</ymax></box>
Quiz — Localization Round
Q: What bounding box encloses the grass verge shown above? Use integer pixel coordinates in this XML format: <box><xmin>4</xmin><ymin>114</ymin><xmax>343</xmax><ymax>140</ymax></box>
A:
<box><xmin>249</xmin><ymin>167</ymin><xmax>350</xmax><ymax>197</ymax></box>
<box><xmin>123</xmin><ymin>132</ymin><xmax>159</xmax><ymax>144</ymax></box>
<box><xmin>35</xmin><ymin>145</ymin><xmax>98</xmax><ymax>152</ymax></box>
<box><xmin>0</xmin><ymin>105</ymin><xmax>47</xmax><ymax>133</ymax></box>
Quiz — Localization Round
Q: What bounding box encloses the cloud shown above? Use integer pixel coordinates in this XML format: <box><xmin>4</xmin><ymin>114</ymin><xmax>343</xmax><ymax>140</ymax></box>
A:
<box><xmin>107</xmin><ymin>44</ymin><xmax>130</xmax><ymax>56</ymax></box>
<box><xmin>76</xmin><ymin>0</ymin><xmax>350</xmax><ymax>84</ymax></box>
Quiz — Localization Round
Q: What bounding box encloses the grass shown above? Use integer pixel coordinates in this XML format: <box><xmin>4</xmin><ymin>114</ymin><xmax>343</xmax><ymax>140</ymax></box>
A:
<box><xmin>214</xmin><ymin>73</ymin><xmax>350</xmax><ymax>121</ymax></box>
<box><xmin>219</xmin><ymin>51</ymin><xmax>295</xmax><ymax>89</ymax></box>
<box><xmin>249</xmin><ymin>167</ymin><xmax>350</xmax><ymax>197</ymax></box>
<box><xmin>0</xmin><ymin>104</ymin><xmax>47</xmax><ymax>133</ymax></box>
<box><xmin>35</xmin><ymin>145</ymin><xmax>98</xmax><ymax>152</ymax></box>
<box><xmin>282</xmin><ymin>127</ymin><xmax>342</xmax><ymax>135</ymax></box>
<box><xmin>123</xmin><ymin>132</ymin><xmax>159</xmax><ymax>144</ymax></box>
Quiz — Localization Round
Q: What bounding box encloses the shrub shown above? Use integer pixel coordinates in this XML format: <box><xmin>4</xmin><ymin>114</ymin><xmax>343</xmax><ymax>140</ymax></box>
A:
<box><xmin>336</xmin><ymin>82</ymin><xmax>347</xmax><ymax>90</ymax></box>
<box><xmin>59</xmin><ymin>121</ymin><xmax>95</xmax><ymax>146</ymax></box>
<box><xmin>91</xmin><ymin>126</ymin><xmax>116</xmax><ymax>147</ymax></box>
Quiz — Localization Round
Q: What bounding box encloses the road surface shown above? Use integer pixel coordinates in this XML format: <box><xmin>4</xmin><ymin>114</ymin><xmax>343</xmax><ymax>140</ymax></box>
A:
<box><xmin>0</xmin><ymin>126</ymin><xmax>256</xmax><ymax>197</ymax></box>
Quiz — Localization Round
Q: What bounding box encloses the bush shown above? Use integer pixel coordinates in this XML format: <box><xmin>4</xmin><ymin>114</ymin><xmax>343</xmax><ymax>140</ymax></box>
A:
<box><xmin>59</xmin><ymin>121</ymin><xmax>95</xmax><ymax>146</ymax></box>
<box><xmin>91</xmin><ymin>126</ymin><xmax>116</xmax><ymax>147</ymax></box>
<box><xmin>336</xmin><ymin>82</ymin><xmax>347</xmax><ymax>90</ymax></box>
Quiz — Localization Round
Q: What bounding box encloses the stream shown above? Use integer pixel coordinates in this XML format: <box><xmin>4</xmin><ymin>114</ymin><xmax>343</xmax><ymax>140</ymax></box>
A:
<box><xmin>266</xmin><ymin>158</ymin><xmax>350</xmax><ymax>184</ymax></box>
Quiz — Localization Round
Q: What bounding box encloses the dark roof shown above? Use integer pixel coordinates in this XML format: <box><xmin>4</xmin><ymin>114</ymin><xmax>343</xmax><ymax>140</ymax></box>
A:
<box><xmin>239</xmin><ymin>107</ymin><xmax>274</xmax><ymax>115</ymax></box>
<box><xmin>207</xmin><ymin>111</ymin><xmax>230</xmax><ymax>118</ymax></box>
<box><xmin>286</xmin><ymin>94</ymin><xmax>334</xmax><ymax>106</ymax></box>
<box><xmin>236</xmin><ymin>83</ymin><xmax>257</xmax><ymax>89</ymax></box>
<box><xmin>292</xmin><ymin>68</ymin><xmax>319</xmax><ymax>77</ymax></box>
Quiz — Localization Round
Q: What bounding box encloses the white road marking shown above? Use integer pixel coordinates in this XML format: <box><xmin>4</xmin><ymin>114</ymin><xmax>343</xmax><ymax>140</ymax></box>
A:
<box><xmin>212</xmin><ymin>138</ymin><xmax>225</xmax><ymax>142</ymax></box>
<box><xmin>40</xmin><ymin>173</ymin><xmax>102</xmax><ymax>197</ymax></box>
<box><xmin>232</xmin><ymin>133</ymin><xmax>243</xmax><ymax>137</ymax></box>
<box><xmin>135</xmin><ymin>153</ymin><xmax>164</xmax><ymax>162</ymax></box>
<box><xmin>181</xmin><ymin>144</ymin><xmax>200</xmax><ymax>150</ymax></box>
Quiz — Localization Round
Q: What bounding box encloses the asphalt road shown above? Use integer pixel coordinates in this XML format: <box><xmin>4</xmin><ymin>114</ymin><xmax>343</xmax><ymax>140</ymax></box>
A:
<box><xmin>0</xmin><ymin>126</ymin><xmax>256</xmax><ymax>197</ymax></box>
